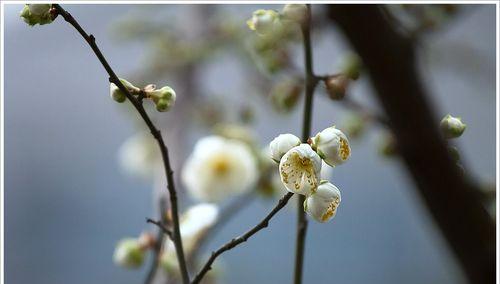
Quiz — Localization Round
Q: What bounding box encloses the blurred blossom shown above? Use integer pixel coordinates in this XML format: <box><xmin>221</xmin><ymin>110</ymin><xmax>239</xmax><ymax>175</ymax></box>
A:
<box><xmin>113</xmin><ymin>238</ymin><xmax>146</xmax><ymax>269</ymax></box>
<box><xmin>213</xmin><ymin>123</ymin><xmax>256</xmax><ymax>146</ymax></box>
<box><xmin>182</xmin><ymin>136</ymin><xmax>258</xmax><ymax>202</ymax></box>
<box><xmin>118</xmin><ymin>133</ymin><xmax>160</xmax><ymax>181</ymax></box>
<box><xmin>269</xmin><ymin>78</ymin><xmax>303</xmax><ymax>113</ymax></box>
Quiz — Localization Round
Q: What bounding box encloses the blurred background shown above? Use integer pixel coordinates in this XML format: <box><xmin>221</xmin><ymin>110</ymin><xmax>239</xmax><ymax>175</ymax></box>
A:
<box><xmin>4</xmin><ymin>4</ymin><xmax>496</xmax><ymax>284</ymax></box>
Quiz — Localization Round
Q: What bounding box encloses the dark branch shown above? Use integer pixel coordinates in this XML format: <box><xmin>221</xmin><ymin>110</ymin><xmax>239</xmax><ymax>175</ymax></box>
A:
<box><xmin>191</xmin><ymin>192</ymin><xmax>294</xmax><ymax>284</ymax></box>
<box><xmin>147</xmin><ymin>218</ymin><xmax>173</xmax><ymax>240</ymax></box>
<box><xmin>144</xmin><ymin>198</ymin><xmax>169</xmax><ymax>284</ymax></box>
<box><xmin>52</xmin><ymin>5</ymin><xmax>190</xmax><ymax>284</ymax></box>
<box><xmin>328</xmin><ymin>5</ymin><xmax>495</xmax><ymax>284</ymax></box>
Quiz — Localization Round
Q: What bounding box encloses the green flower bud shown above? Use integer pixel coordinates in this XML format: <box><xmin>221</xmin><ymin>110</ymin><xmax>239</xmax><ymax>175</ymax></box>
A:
<box><xmin>378</xmin><ymin>133</ymin><xmax>398</xmax><ymax>157</ymax></box>
<box><xmin>247</xmin><ymin>9</ymin><xmax>280</xmax><ymax>36</ymax></box>
<box><xmin>113</xmin><ymin>238</ymin><xmax>145</xmax><ymax>269</ymax></box>
<box><xmin>109</xmin><ymin>78</ymin><xmax>139</xmax><ymax>103</ymax></box>
<box><xmin>282</xmin><ymin>4</ymin><xmax>308</xmax><ymax>23</ymax></box>
<box><xmin>448</xmin><ymin>146</ymin><xmax>460</xmax><ymax>162</ymax></box>
<box><xmin>342</xmin><ymin>113</ymin><xmax>365</xmax><ymax>139</ymax></box>
<box><xmin>440</xmin><ymin>114</ymin><xmax>466</xmax><ymax>139</ymax></box>
<box><xmin>148</xmin><ymin>86</ymin><xmax>176</xmax><ymax>112</ymax></box>
<box><xmin>20</xmin><ymin>4</ymin><xmax>54</xmax><ymax>26</ymax></box>
<box><xmin>340</xmin><ymin>53</ymin><xmax>362</xmax><ymax>80</ymax></box>
<box><xmin>270</xmin><ymin>78</ymin><xmax>302</xmax><ymax>113</ymax></box>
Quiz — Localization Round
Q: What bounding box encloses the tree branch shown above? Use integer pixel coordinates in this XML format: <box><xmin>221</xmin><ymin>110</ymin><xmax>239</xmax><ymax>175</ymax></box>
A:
<box><xmin>52</xmin><ymin>5</ymin><xmax>190</xmax><ymax>284</ymax></box>
<box><xmin>295</xmin><ymin>5</ymin><xmax>317</xmax><ymax>284</ymax></box>
<box><xmin>328</xmin><ymin>5</ymin><xmax>495</xmax><ymax>283</ymax></box>
<box><xmin>191</xmin><ymin>192</ymin><xmax>294</xmax><ymax>284</ymax></box>
<box><xmin>144</xmin><ymin>198</ymin><xmax>170</xmax><ymax>284</ymax></box>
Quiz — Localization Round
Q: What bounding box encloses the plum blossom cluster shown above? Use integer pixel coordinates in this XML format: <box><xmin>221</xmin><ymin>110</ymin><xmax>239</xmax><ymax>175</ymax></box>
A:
<box><xmin>270</xmin><ymin>126</ymin><xmax>351</xmax><ymax>222</ymax></box>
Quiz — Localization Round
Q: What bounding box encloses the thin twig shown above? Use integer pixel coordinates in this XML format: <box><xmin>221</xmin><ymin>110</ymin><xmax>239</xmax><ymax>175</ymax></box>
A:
<box><xmin>191</xmin><ymin>192</ymin><xmax>294</xmax><ymax>284</ymax></box>
<box><xmin>52</xmin><ymin>5</ymin><xmax>190</xmax><ymax>284</ymax></box>
<box><xmin>294</xmin><ymin>5</ymin><xmax>317</xmax><ymax>284</ymax></box>
<box><xmin>144</xmin><ymin>198</ymin><xmax>169</xmax><ymax>284</ymax></box>
<box><xmin>147</xmin><ymin>219</ymin><xmax>173</xmax><ymax>240</ymax></box>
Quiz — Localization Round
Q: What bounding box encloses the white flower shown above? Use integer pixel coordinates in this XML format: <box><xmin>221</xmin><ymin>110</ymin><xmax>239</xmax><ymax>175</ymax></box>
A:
<box><xmin>113</xmin><ymin>238</ymin><xmax>146</xmax><ymax>268</ymax></box>
<box><xmin>279</xmin><ymin>143</ymin><xmax>322</xmax><ymax>195</ymax></box>
<box><xmin>118</xmin><ymin>133</ymin><xmax>159</xmax><ymax>181</ymax></box>
<box><xmin>182</xmin><ymin>136</ymin><xmax>258</xmax><ymax>202</ymax></box>
<box><xmin>161</xmin><ymin>203</ymin><xmax>219</xmax><ymax>273</ymax></box>
<box><xmin>312</xmin><ymin>126</ymin><xmax>351</xmax><ymax>167</ymax></box>
<box><xmin>440</xmin><ymin>114</ymin><xmax>466</xmax><ymax>139</ymax></box>
<box><xmin>282</xmin><ymin>4</ymin><xmax>308</xmax><ymax>23</ymax></box>
<box><xmin>180</xmin><ymin>203</ymin><xmax>219</xmax><ymax>242</ymax></box>
<box><xmin>304</xmin><ymin>181</ymin><xmax>341</xmax><ymax>223</ymax></box>
<box><xmin>247</xmin><ymin>9</ymin><xmax>280</xmax><ymax>36</ymax></box>
<box><xmin>269</xmin><ymin>133</ymin><xmax>301</xmax><ymax>163</ymax></box>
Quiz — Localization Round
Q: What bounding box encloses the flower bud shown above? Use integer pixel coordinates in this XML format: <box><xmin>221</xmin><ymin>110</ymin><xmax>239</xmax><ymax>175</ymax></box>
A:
<box><xmin>448</xmin><ymin>146</ymin><xmax>460</xmax><ymax>162</ymax></box>
<box><xmin>440</xmin><ymin>114</ymin><xmax>466</xmax><ymax>139</ymax></box>
<box><xmin>304</xmin><ymin>181</ymin><xmax>341</xmax><ymax>223</ymax></box>
<box><xmin>311</xmin><ymin>126</ymin><xmax>351</xmax><ymax>167</ymax></box>
<box><xmin>282</xmin><ymin>4</ymin><xmax>308</xmax><ymax>23</ymax></box>
<box><xmin>342</xmin><ymin>113</ymin><xmax>365</xmax><ymax>139</ymax></box>
<box><xmin>113</xmin><ymin>238</ymin><xmax>146</xmax><ymax>268</ymax></box>
<box><xmin>340</xmin><ymin>53</ymin><xmax>362</xmax><ymax>80</ymax></box>
<box><xmin>269</xmin><ymin>133</ymin><xmax>301</xmax><ymax>163</ymax></box>
<box><xmin>324</xmin><ymin>75</ymin><xmax>349</xmax><ymax>100</ymax></box>
<box><xmin>270</xmin><ymin>78</ymin><xmax>302</xmax><ymax>113</ymax></box>
<box><xmin>247</xmin><ymin>9</ymin><xmax>280</xmax><ymax>36</ymax></box>
<box><xmin>378</xmin><ymin>132</ymin><xmax>398</xmax><ymax>157</ymax></box>
<box><xmin>109</xmin><ymin>78</ymin><xmax>139</xmax><ymax>103</ymax></box>
<box><xmin>20</xmin><ymin>4</ymin><xmax>55</xmax><ymax>26</ymax></box>
<box><xmin>148</xmin><ymin>86</ymin><xmax>176</xmax><ymax>112</ymax></box>
<box><xmin>279</xmin><ymin>143</ymin><xmax>322</xmax><ymax>195</ymax></box>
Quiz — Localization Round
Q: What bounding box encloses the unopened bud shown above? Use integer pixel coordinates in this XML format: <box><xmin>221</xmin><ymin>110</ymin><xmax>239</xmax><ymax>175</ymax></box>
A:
<box><xmin>282</xmin><ymin>4</ymin><xmax>308</xmax><ymax>24</ymax></box>
<box><xmin>113</xmin><ymin>238</ymin><xmax>146</xmax><ymax>269</ymax></box>
<box><xmin>110</xmin><ymin>78</ymin><xmax>139</xmax><ymax>103</ymax></box>
<box><xmin>247</xmin><ymin>9</ymin><xmax>280</xmax><ymax>36</ymax></box>
<box><xmin>340</xmin><ymin>53</ymin><xmax>362</xmax><ymax>80</ymax></box>
<box><xmin>20</xmin><ymin>4</ymin><xmax>55</xmax><ymax>26</ymax></box>
<box><xmin>324</xmin><ymin>75</ymin><xmax>349</xmax><ymax>100</ymax></box>
<box><xmin>147</xmin><ymin>86</ymin><xmax>176</xmax><ymax>112</ymax></box>
<box><xmin>440</xmin><ymin>114</ymin><xmax>466</xmax><ymax>139</ymax></box>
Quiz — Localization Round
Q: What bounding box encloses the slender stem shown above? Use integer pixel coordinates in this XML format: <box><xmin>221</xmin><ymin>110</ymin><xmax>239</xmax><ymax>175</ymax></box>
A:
<box><xmin>294</xmin><ymin>5</ymin><xmax>316</xmax><ymax>284</ymax></box>
<box><xmin>52</xmin><ymin>5</ymin><xmax>190</xmax><ymax>284</ymax></box>
<box><xmin>191</xmin><ymin>192</ymin><xmax>294</xmax><ymax>284</ymax></box>
<box><xmin>144</xmin><ymin>198</ymin><xmax>169</xmax><ymax>284</ymax></box>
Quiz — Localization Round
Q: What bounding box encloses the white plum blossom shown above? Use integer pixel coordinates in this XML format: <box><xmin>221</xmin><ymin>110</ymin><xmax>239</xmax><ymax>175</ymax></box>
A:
<box><xmin>440</xmin><ymin>114</ymin><xmax>466</xmax><ymax>139</ymax></box>
<box><xmin>182</xmin><ymin>136</ymin><xmax>258</xmax><ymax>202</ymax></box>
<box><xmin>311</xmin><ymin>126</ymin><xmax>351</xmax><ymax>167</ymax></box>
<box><xmin>161</xmin><ymin>203</ymin><xmax>219</xmax><ymax>273</ymax></box>
<box><xmin>147</xmin><ymin>86</ymin><xmax>176</xmax><ymax>112</ymax></box>
<box><xmin>118</xmin><ymin>133</ymin><xmax>159</xmax><ymax>181</ymax></box>
<box><xmin>279</xmin><ymin>143</ymin><xmax>322</xmax><ymax>195</ymax></box>
<box><xmin>269</xmin><ymin>133</ymin><xmax>301</xmax><ymax>163</ymax></box>
<box><xmin>304</xmin><ymin>181</ymin><xmax>341</xmax><ymax>223</ymax></box>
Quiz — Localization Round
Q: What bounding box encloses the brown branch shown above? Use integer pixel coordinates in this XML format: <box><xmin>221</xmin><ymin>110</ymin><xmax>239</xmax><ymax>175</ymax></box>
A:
<box><xmin>147</xmin><ymin>219</ymin><xmax>173</xmax><ymax>240</ymax></box>
<box><xmin>294</xmin><ymin>5</ymin><xmax>316</xmax><ymax>284</ymax></box>
<box><xmin>191</xmin><ymin>192</ymin><xmax>294</xmax><ymax>284</ymax></box>
<box><xmin>328</xmin><ymin>5</ymin><xmax>494</xmax><ymax>284</ymax></box>
<box><xmin>52</xmin><ymin>5</ymin><xmax>190</xmax><ymax>284</ymax></box>
<box><xmin>144</xmin><ymin>198</ymin><xmax>169</xmax><ymax>284</ymax></box>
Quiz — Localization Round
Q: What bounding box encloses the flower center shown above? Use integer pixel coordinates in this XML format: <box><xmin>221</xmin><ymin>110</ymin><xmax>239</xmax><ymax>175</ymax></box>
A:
<box><xmin>339</xmin><ymin>137</ymin><xmax>350</xmax><ymax>160</ymax></box>
<box><xmin>321</xmin><ymin>197</ymin><xmax>340</xmax><ymax>222</ymax></box>
<box><xmin>211</xmin><ymin>156</ymin><xmax>231</xmax><ymax>176</ymax></box>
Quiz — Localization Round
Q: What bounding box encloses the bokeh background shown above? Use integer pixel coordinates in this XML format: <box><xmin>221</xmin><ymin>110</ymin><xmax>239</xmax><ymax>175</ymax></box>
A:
<box><xmin>4</xmin><ymin>4</ymin><xmax>496</xmax><ymax>284</ymax></box>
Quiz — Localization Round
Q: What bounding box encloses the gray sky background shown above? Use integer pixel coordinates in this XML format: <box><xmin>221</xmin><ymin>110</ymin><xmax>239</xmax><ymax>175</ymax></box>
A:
<box><xmin>4</xmin><ymin>4</ymin><xmax>496</xmax><ymax>284</ymax></box>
